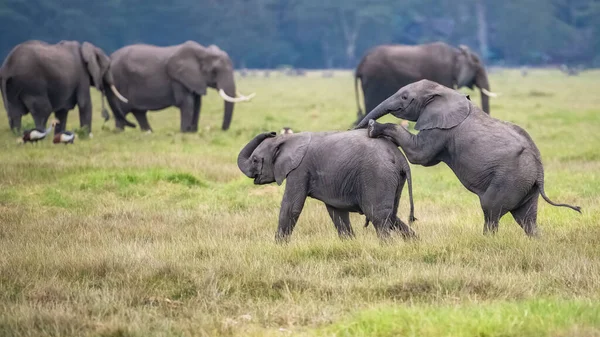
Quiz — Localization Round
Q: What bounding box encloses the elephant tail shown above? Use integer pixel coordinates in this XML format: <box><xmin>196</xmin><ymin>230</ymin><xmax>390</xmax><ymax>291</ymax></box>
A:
<box><xmin>354</xmin><ymin>72</ymin><xmax>363</xmax><ymax>119</ymax></box>
<box><xmin>537</xmin><ymin>172</ymin><xmax>581</xmax><ymax>213</ymax></box>
<box><xmin>100</xmin><ymin>90</ymin><xmax>110</xmax><ymax>122</ymax></box>
<box><xmin>0</xmin><ymin>73</ymin><xmax>6</xmax><ymax>104</ymax></box>
<box><xmin>405</xmin><ymin>163</ymin><xmax>416</xmax><ymax>223</ymax></box>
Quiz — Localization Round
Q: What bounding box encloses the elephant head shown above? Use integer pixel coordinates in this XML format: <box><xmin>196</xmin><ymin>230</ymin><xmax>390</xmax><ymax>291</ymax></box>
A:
<box><xmin>454</xmin><ymin>45</ymin><xmax>496</xmax><ymax>114</ymax></box>
<box><xmin>355</xmin><ymin>79</ymin><xmax>471</xmax><ymax>130</ymax></box>
<box><xmin>79</xmin><ymin>42</ymin><xmax>131</xmax><ymax>125</ymax></box>
<box><xmin>166</xmin><ymin>41</ymin><xmax>254</xmax><ymax>131</ymax></box>
<box><xmin>238</xmin><ymin>132</ymin><xmax>311</xmax><ymax>185</ymax></box>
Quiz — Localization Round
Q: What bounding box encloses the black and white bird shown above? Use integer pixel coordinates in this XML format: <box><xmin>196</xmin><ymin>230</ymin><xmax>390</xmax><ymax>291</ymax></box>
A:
<box><xmin>280</xmin><ymin>127</ymin><xmax>294</xmax><ymax>135</ymax></box>
<box><xmin>20</xmin><ymin>122</ymin><xmax>55</xmax><ymax>143</ymax></box>
<box><xmin>53</xmin><ymin>131</ymin><xmax>75</xmax><ymax>144</ymax></box>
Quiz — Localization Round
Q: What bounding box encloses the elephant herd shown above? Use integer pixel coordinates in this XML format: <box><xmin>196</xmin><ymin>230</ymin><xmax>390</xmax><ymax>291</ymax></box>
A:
<box><xmin>0</xmin><ymin>40</ymin><xmax>254</xmax><ymax>138</ymax></box>
<box><xmin>1</xmin><ymin>39</ymin><xmax>582</xmax><ymax>242</ymax></box>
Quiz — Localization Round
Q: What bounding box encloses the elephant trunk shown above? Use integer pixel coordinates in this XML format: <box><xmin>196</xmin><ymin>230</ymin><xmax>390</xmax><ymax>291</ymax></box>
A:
<box><xmin>476</xmin><ymin>71</ymin><xmax>491</xmax><ymax>114</ymax></box>
<box><xmin>102</xmin><ymin>73</ymin><xmax>136</xmax><ymax>128</ymax></box>
<box><xmin>237</xmin><ymin>132</ymin><xmax>276</xmax><ymax>177</ymax></box>
<box><xmin>218</xmin><ymin>73</ymin><xmax>236</xmax><ymax>130</ymax></box>
<box><xmin>354</xmin><ymin>98</ymin><xmax>390</xmax><ymax>129</ymax></box>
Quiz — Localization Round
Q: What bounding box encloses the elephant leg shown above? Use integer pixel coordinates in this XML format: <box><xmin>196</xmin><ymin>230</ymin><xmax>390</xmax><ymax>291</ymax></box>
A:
<box><xmin>391</xmin><ymin>217</ymin><xmax>417</xmax><ymax>240</ymax></box>
<box><xmin>23</xmin><ymin>96</ymin><xmax>52</xmax><ymax>130</ymax></box>
<box><xmin>114</xmin><ymin>110</ymin><xmax>132</xmax><ymax>131</ymax></box>
<box><xmin>191</xmin><ymin>95</ymin><xmax>201</xmax><ymax>132</ymax></box>
<box><xmin>510</xmin><ymin>190</ymin><xmax>540</xmax><ymax>237</ymax></box>
<box><xmin>276</xmin><ymin>181</ymin><xmax>308</xmax><ymax>243</ymax></box>
<box><xmin>54</xmin><ymin>109</ymin><xmax>68</xmax><ymax>134</ymax></box>
<box><xmin>363</xmin><ymin>82</ymin><xmax>397</xmax><ymax>115</ymax></box>
<box><xmin>131</xmin><ymin>110</ymin><xmax>152</xmax><ymax>132</ymax></box>
<box><xmin>178</xmin><ymin>94</ymin><xmax>195</xmax><ymax>133</ymax></box>
<box><xmin>5</xmin><ymin>99</ymin><xmax>26</xmax><ymax>133</ymax></box>
<box><xmin>365</xmin><ymin>209</ymin><xmax>396</xmax><ymax>242</ymax></box>
<box><xmin>325</xmin><ymin>205</ymin><xmax>355</xmax><ymax>239</ymax></box>
<box><xmin>479</xmin><ymin>188</ymin><xmax>511</xmax><ymax>235</ymax></box>
<box><xmin>106</xmin><ymin>95</ymin><xmax>129</xmax><ymax>131</ymax></box>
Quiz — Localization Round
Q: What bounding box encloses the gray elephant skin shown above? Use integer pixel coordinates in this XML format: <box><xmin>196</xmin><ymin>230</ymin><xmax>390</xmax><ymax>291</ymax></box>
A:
<box><xmin>237</xmin><ymin>130</ymin><xmax>416</xmax><ymax>242</ymax></box>
<box><xmin>0</xmin><ymin>40</ymin><xmax>131</xmax><ymax>134</ymax></box>
<box><xmin>355</xmin><ymin>79</ymin><xmax>581</xmax><ymax>236</ymax></box>
<box><xmin>107</xmin><ymin>41</ymin><xmax>252</xmax><ymax>133</ymax></box>
<box><xmin>354</xmin><ymin>42</ymin><xmax>496</xmax><ymax>125</ymax></box>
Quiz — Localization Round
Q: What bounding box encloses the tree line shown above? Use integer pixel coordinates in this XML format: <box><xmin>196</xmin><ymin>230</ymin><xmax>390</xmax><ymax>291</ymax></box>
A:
<box><xmin>1</xmin><ymin>0</ymin><xmax>599</xmax><ymax>69</ymax></box>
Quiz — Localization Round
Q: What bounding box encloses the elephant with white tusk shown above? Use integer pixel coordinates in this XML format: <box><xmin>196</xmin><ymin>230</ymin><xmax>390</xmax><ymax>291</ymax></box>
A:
<box><xmin>354</xmin><ymin>42</ymin><xmax>498</xmax><ymax>126</ymax></box>
<box><xmin>106</xmin><ymin>41</ymin><xmax>255</xmax><ymax>133</ymax></box>
<box><xmin>0</xmin><ymin>40</ymin><xmax>131</xmax><ymax>135</ymax></box>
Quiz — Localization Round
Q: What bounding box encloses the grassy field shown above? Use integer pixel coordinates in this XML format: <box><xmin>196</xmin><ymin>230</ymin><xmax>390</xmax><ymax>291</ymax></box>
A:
<box><xmin>0</xmin><ymin>69</ymin><xmax>599</xmax><ymax>337</ymax></box>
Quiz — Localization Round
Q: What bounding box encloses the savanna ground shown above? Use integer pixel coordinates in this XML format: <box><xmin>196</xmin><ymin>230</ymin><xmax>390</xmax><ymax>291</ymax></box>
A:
<box><xmin>0</xmin><ymin>69</ymin><xmax>599</xmax><ymax>337</ymax></box>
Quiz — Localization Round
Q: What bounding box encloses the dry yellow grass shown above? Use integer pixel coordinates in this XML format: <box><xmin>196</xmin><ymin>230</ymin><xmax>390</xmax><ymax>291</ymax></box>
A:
<box><xmin>0</xmin><ymin>69</ymin><xmax>599</xmax><ymax>336</ymax></box>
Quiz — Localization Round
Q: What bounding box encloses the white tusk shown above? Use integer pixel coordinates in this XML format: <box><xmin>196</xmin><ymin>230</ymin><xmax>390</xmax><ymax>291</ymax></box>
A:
<box><xmin>481</xmin><ymin>88</ymin><xmax>499</xmax><ymax>97</ymax></box>
<box><xmin>110</xmin><ymin>85</ymin><xmax>129</xmax><ymax>103</ymax></box>
<box><xmin>219</xmin><ymin>89</ymin><xmax>252</xmax><ymax>103</ymax></box>
<box><xmin>236</xmin><ymin>90</ymin><xmax>256</xmax><ymax>100</ymax></box>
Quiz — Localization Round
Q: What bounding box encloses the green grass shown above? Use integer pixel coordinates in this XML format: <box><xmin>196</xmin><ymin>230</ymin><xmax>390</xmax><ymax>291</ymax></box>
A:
<box><xmin>0</xmin><ymin>69</ymin><xmax>599</xmax><ymax>336</ymax></box>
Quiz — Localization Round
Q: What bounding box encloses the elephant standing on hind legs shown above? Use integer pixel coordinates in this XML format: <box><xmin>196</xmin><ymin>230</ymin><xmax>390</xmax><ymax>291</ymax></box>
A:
<box><xmin>106</xmin><ymin>41</ymin><xmax>255</xmax><ymax>133</ymax></box>
<box><xmin>354</xmin><ymin>42</ymin><xmax>497</xmax><ymax>125</ymax></box>
<box><xmin>355</xmin><ymin>80</ymin><xmax>581</xmax><ymax>236</ymax></box>
<box><xmin>0</xmin><ymin>40</ymin><xmax>131</xmax><ymax>135</ymax></box>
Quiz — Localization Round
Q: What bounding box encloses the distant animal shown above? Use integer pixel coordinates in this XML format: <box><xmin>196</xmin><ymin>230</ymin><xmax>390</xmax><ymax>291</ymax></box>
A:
<box><xmin>53</xmin><ymin>131</ymin><xmax>75</xmax><ymax>144</ymax></box>
<box><xmin>237</xmin><ymin>130</ymin><xmax>416</xmax><ymax>242</ymax></box>
<box><xmin>0</xmin><ymin>40</ymin><xmax>130</xmax><ymax>136</ymax></box>
<box><xmin>107</xmin><ymin>41</ymin><xmax>255</xmax><ymax>133</ymax></box>
<box><xmin>354</xmin><ymin>42</ymin><xmax>497</xmax><ymax>126</ymax></box>
<box><xmin>559</xmin><ymin>64</ymin><xmax>580</xmax><ymax>76</ymax></box>
<box><xmin>280</xmin><ymin>127</ymin><xmax>294</xmax><ymax>134</ymax></box>
<box><xmin>355</xmin><ymin>79</ymin><xmax>581</xmax><ymax>236</ymax></box>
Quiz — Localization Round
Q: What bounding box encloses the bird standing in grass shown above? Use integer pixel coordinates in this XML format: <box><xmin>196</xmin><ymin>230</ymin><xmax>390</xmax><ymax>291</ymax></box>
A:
<box><xmin>19</xmin><ymin>120</ymin><xmax>57</xmax><ymax>144</ymax></box>
<box><xmin>280</xmin><ymin>127</ymin><xmax>294</xmax><ymax>134</ymax></box>
<box><xmin>53</xmin><ymin>130</ymin><xmax>75</xmax><ymax>144</ymax></box>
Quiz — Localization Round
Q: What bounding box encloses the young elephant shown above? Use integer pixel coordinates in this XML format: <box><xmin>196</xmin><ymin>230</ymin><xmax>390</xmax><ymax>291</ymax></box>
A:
<box><xmin>237</xmin><ymin>130</ymin><xmax>416</xmax><ymax>242</ymax></box>
<box><xmin>355</xmin><ymin>79</ymin><xmax>581</xmax><ymax>236</ymax></box>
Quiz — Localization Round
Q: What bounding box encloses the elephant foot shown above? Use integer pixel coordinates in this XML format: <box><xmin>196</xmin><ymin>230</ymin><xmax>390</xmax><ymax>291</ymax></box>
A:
<box><xmin>367</xmin><ymin>119</ymin><xmax>383</xmax><ymax>138</ymax></box>
<box><xmin>275</xmin><ymin>233</ymin><xmax>291</xmax><ymax>244</ymax></box>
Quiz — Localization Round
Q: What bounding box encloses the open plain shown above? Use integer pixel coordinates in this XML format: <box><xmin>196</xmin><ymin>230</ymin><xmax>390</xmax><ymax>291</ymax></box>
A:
<box><xmin>0</xmin><ymin>69</ymin><xmax>599</xmax><ymax>336</ymax></box>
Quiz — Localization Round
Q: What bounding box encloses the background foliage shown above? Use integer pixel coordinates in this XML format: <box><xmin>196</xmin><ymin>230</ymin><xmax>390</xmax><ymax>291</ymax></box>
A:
<box><xmin>1</xmin><ymin>0</ymin><xmax>599</xmax><ymax>68</ymax></box>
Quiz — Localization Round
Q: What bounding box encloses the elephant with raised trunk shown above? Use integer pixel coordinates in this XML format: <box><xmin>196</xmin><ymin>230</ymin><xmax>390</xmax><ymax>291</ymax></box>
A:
<box><xmin>355</xmin><ymin>80</ymin><xmax>581</xmax><ymax>236</ymax></box>
<box><xmin>0</xmin><ymin>40</ymin><xmax>130</xmax><ymax>135</ymax></box>
<box><xmin>237</xmin><ymin>130</ymin><xmax>416</xmax><ymax>243</ymax></box>
<box><xmin>354</xmin><ymin>42</ymin><xmax>497</xmax><ymax>125</ymax></box>
<box><xmin>107</xmin><ymin>41</ymin><xmax>254</xmax><ymax>133</ymax></box>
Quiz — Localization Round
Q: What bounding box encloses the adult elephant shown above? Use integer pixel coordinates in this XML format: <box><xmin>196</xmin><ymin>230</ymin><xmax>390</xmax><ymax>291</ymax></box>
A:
<box><xmin>0</xmin><ymin>40</ymin><xmax>130</xmax><ymax>135</ymax></box>
<box><xmin>354</xmin><ymin>42</ymin><xmax>497</xmax><ymax>124</ymax></box>
<box><xmin>107</xmin><ymin>41</ymin><xmax>254</xmax><ymax>133</ymax></box>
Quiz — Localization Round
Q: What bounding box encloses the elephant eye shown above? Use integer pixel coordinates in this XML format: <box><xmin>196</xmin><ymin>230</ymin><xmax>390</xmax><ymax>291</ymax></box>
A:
<box><xmin>402</xmin><ymin>95</ymin><xmax>408</xmax><ymax>100</ymax></box>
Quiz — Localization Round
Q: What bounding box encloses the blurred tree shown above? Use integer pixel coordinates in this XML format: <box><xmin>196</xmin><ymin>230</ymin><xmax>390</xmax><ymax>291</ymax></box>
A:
<box><xmin>0</xmin><ymin>0</ymin><xmax>598</xmax><ymax>68</ymax></box>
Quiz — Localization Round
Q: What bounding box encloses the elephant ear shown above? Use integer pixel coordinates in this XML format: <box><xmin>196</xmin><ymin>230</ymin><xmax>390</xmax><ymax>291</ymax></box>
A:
<box><xmin>166</xmin><ymin>43</ymin><xmax>208</xmax><ymax>95</ymax></box>
<box><xmin>273</xmin><ymin>133</ymin><xmax>312</xmax><ymax>185</ymax></box>
<box><xmin>81</xmin><ymin>42</ymin><xmax>102</xmax><ymax>91</ymax></box>
<box><xmin>415</xmin><ymin>91</ymin><xmax>471</xmax><ymax>130</ymax></box>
